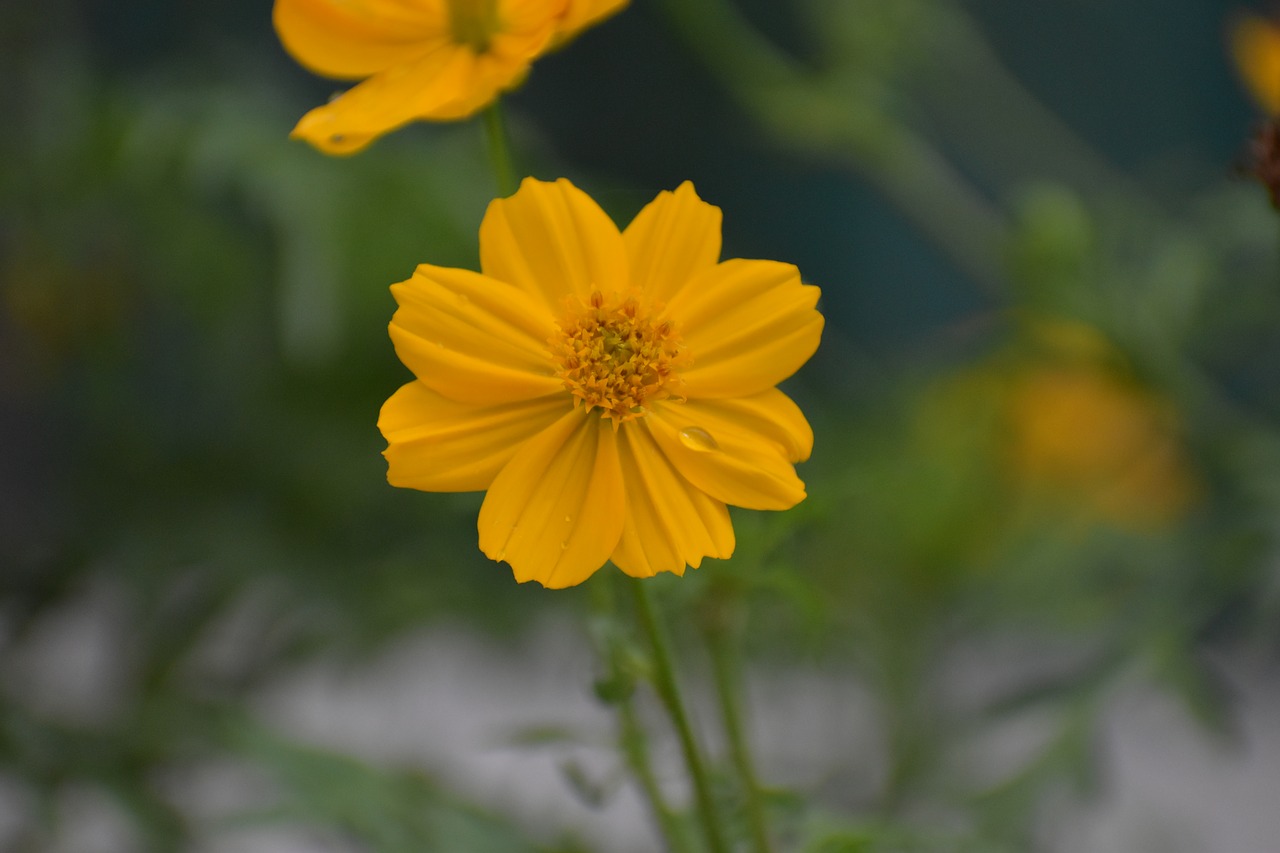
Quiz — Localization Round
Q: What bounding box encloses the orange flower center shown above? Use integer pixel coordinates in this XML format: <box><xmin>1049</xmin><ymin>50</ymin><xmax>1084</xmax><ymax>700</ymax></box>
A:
<box><xmin>550</xmin><ymin>291</ymin><xmax>688</xmax><ymax>424</ymax></box>
<box><xmin>447</xmin><ymin>0</ymin><xmax>500</xmax><ymax>52</ymax></box>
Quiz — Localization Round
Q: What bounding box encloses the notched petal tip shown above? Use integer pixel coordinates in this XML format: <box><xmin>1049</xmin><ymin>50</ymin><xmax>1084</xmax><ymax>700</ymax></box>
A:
<box><xmin>623</xmin><ymin>180</ymin><xmax>723</xmax><ymax>304</ymax></box>
<box><xmin>607</xmin><ymin>422</ymin><xmax>736</xmax><ymax>577</ymax></box>
<box><xmin>380</xmin><ymin>381</ymin><xmax>571</xmax><ymax>493</ymax></box>
<box><xmin>479</xmin><ymin>176</ymin><xmax>629</xmax><ymax>311</ymax></box>
<box><xmin>478</xmin><ymin>411</ymin><xmax>625</xmax><ymax>589</ymax></box>
<box><xmin>648</xmin><ymin>406</ymin><xmax>808</xmax><ymax>511</ymax></box>
<box><xmin>668</xmin><ymin>259</ymin><xmax>823</xmax><ymax>398</ymax></box>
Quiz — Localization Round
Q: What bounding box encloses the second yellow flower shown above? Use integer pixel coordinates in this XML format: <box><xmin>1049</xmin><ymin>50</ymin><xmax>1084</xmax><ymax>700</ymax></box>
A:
<box><xmin>274</xmin><ymin>0</ymin><xmax>628</xmax><ymax>154</ymax></box>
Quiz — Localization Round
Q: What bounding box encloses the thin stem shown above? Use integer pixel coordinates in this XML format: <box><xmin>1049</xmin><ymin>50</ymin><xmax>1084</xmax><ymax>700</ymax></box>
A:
<box><xmin>630</xmin><ymin>579</ymin><xmax>729</xmax><ymax>853</ymax></box>
<box><xmin>658</xmin><ymin>0</ymin><xmax>1009</xmax><ymax>295</ymax></box>
<box><xmin>617</xmin><ymin>697</ymin><xmax>697</xmax><ymax>853</ymax></box>
<box><xmin>482</xmin><ymin>100</ymin><xmax>518</xmax><ymax>196</ymax></box>
<box><xmin>915</xmin><ymin>3</ymin><xmax>1162</xmax><ymax>217</ymax></box>
<box><xmin>589</xmin><ymin>576</ymin><xmax>694</xmax><ymax>853</ymax></box>
<box><xmin>702</xmin><ymin>589</ymin><xmax>772</xmax><ymax>853</ymax></box>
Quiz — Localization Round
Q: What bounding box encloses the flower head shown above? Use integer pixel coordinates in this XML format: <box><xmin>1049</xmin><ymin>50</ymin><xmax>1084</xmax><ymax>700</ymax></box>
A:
<box><xmin>1001</xmin><ymin>322</ymin><xmax>1197</xmax><ymax>529</ymax></box>
<box><xmin>274</xmin><ymin>0</ymin><xmax>628</xmax><ymax>155</ymax></box>
<box><xmin>379</xmin><ymin>179</ymin><xmax>823</xmax><ymax>588</ymax></box>
<box><xmin>1233</xmin><ymin>12</ymin><xmax>1280</xmax><ymax>116</ymax></box>
<box><xmin>1230</xmin><ymin>14</ymin><xmax>1280</xmax><ymax>207</ymax></box>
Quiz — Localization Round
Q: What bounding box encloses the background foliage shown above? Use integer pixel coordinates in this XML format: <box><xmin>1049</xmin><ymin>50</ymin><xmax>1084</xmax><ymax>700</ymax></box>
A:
<box><xmin>3</xmin><ymin>0</ymin><xmax>1279</xmax><ymax>850</ymax></box>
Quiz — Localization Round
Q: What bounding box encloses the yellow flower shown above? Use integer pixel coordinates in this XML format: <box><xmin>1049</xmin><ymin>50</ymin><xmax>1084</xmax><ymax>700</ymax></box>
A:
<box><xmin>1002</xmin><ymin>324</ymin><xmax>1197</xmax><ymax>529</ymax></box>
<box><xmin>1233</xmin><ymin>12</ymin><xmax>1280</xmax><ymax>115</ymax></box>
<box><xmin>378</xmin><ymin>179</ymin><xmax>823</xmax><ymax>588</ymax></box>
<box><xmin>273</xmin><ymin>0</ymin><xmax>628</xmax><ymax>155</ymax></box>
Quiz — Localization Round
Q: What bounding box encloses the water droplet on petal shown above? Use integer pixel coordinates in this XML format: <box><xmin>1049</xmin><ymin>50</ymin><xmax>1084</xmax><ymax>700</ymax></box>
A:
<box><xmin>560</xmin><ymin>541</ymin><xmax>568</xmax><ymax>551</ymax></box>
<box><xmin>679</xmin><ymin>426</ymin><xmax>720</xmax><ymax>452</ymax></box>
<box><xmin>564</xmin><ymin>515</ymin><xmax>572</xmax><ymax>523</ymax></box>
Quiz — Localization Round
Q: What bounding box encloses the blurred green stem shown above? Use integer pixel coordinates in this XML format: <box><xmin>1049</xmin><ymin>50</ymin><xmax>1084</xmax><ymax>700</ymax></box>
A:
<box><xmin>590</xmin><ymin>577</ymin><xmax>694</xmax><ymax>853</ymax></box>
<box><xmin>658</xmin><ymin>0</ymin><xmax>1008</xmax><ymax>293</ymax></box>
<box><xmin>617</xmin><ymin>698</ymin><xmax>695</xmax><ymax>853</ymax></box>
<box><xmin>483</xmin><ymin>100</ymin><xmax>517</xmax><ymax>196</ymax></box>
<box><xmin>701</xmin><ymin>583</ymin><xmax>773</xmax><ymax>853</ymax></box>
<box><xmin>915</xmin><ymin>3</ymin><xmax>1162</xmax><ymax>216</ymax></box>
<box><xmin>631</xmin><ymin>579</ymin><xmax>729</xmax><ymax>853</ymax></box>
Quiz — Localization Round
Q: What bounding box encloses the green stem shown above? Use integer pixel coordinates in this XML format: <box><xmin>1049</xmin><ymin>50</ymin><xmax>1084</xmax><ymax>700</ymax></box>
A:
<box><xmin>631</xmin><ymin>579</ymin><xmax>729</xmax><ymax>853</ymax></box>
<box><xmin>618</xmin><ymin>698</ymin><xmax>697</xmax><ymax>853</ymax></box>
<box><xmin>702</xmin><ymin>588</ymin><xmax>773</xmax><ymax>853</ymax></box>
<box><xmin>916</xmin><ymin>3</ymin><xmax>1161</xmax><ymax>216</ymax></box>
<box><xmin>482</xmin><ymin>100</ymin><xmax>518</xmax><ymax>196</ymax></box>
<box><xmin>658</xmin><ymin>0</ymin><xmax>1009</xmax><ymax>294</ymax></box>
<box><xmin>590</xmin><ymin>577</ymin><xmax>694</xmax><ymax>853</ymax></box>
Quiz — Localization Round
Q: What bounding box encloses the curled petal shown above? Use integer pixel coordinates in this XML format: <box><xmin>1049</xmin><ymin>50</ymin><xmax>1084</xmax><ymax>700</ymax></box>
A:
<box><xmin>646</xmin><ymin>401</ymin><xmax>807</xmax><ymax>511</ymax></box>
<box><xmin>479</xmin><ymin>409</ymin><xmax>625</xmax><ymax>588</ymax></box>
<box><xmin>389</xmin><ymin>264</ymin><xmax>561</xmax><ymax>405</ymax></box>
<box><xmin>623</xmin><ymin>181</ymin><xmax>722</xmax><ymax>304</ymax></box>
<box><xmin>666</xmin><ymin>259</ymin><xmax>823</xmax><ymax>398</ymax></box>
<box><xmin>479</xmin><ymin>178</ymin><xmax>630</xmax><ymax>312</ymax></box>
<box><xmin>609</xmin><ymin>422</ymin><xmax>734</xmax><ymax>578</ymax></box>
<box><xmin>278</xmin><ymin>0</ymin><xmax>620</xmax><ymax>152</ymax></box>
<box><xmin>291</xmin><ymin>44</ymin><xmax>527</xmax><ymax>154</ymax></box>
<box><xmin>273</xmin><ymin>0</ymin><xmax>444</xmax><ymax>80</ymax></box>
<box><xmin>380</xmin><ymin>381</ymin><xmax>572</xmax><ymax>492</ymax></box>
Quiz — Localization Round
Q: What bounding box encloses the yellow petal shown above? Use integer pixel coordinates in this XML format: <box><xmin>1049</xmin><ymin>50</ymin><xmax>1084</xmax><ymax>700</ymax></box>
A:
<box><xmin>646</xmin><ymin>400</ymin><xmax>807</xmax><ymax>511</ymax></box>
<box><xmin>273</xmin><ymin>0</ymin><xmax>445</xmax><ymax>80</ymax></box>
<box><xmin>389</xmin><ymin>264</ymin><xmax>562</xmax><ymax>404</ymax></box>
<box><xmin>479</xmin><ymin>178</ymin><xmax>630</xmax><ymax>313</ymax></box>
<box><xmin>291</xmin><ymin>42</ymin><xmax>528</xmax><ymax>154</ymax></box>
<box><xmin>553</xmin><ymin>0</ymin><xmax>629</xmax><ymax>46</ymax></box>
<box><xmin>623</xmin><ymin>181</ymin><xmax>722</xmax><ymax>304</ymax></box>
<box><xmin>380</xmin><ymin>381</ymin><xmax>572</xmax><ymax>492</ymax></box>
<box><xmin>609</xmin><ymin>422</ymin><xmax>734</xmax><ymax>578</ymax></box>
<box><xmin>666</xmin><ymin>259</ymin><xmax>823</xmax><ymax>398</ymax></box>
<box><xmin>435</xmin><ymin>1</ymin><xmax>563</xmax><ymax>107</ymax></box>
<box><xmin>683</xmin><ymin>389</ymin><xmax>814</xmax><ymax>464</ymax></box>
<box><xmin>1234</xmin><ymin>14</ymin><xmax>1280</xmax><ymax>116</ymax></box>
<box><xmin>478</xmin><ymin>409</ymin><xmax>625</xmax><ymax>588</ymax></box>
<box><xmin>498</xmin><ymin>0</ymin><xmax>573</xmax><ymax>52</ymax></box>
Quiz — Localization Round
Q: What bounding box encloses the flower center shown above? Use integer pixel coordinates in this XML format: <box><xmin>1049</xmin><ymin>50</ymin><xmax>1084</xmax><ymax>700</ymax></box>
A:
<box><xmin>447</xmin><ymin>0</ymin><xmax>500</xmax><ymax>52</ymax></box>
<box><xmin>550</xmin><ymin>291</ymin><xmax>688</xmax><ymax>424</ymax></box>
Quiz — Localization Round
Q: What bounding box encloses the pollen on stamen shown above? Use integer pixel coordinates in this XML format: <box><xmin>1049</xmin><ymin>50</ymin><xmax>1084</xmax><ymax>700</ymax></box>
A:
<box><xmin>549</xmin><ymin>291</ymin><xmax>689</xmax><ymax>424</ymax></box>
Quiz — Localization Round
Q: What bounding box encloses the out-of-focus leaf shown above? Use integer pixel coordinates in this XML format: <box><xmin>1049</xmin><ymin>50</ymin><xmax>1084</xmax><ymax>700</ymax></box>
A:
<box><xmin>557</xmin><ymin>759</ymin><xmax>619</xmax><ymax>810</ymax></box>
<box><xmin>220</xmin><ymin>715</ymin><xmax>549</xmax><ymax>853</ymax></box>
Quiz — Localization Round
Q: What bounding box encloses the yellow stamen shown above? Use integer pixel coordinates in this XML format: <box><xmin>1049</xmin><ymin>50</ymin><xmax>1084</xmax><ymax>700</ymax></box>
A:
<box><xmin>550</xmin><ymin>291</ymin><xmax>688</xmax><ymax>424</ymax></box>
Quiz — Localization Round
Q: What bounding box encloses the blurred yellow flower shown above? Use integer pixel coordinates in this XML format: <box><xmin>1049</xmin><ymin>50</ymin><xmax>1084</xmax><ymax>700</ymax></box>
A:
<box><xmin>1002</xmin><ymin>325</ymin><xmax>1197</xmax><ymax>529</ymax></box>
<box><xmin>378</xmin><ymin>178</ymin><xmax>823</xmax><ymax>588</ymax></box>
<box><xmin>274</xmin><ymin>0</ymin><xmax>628</xmax><ymax>154</ymax></box>
<box><xmin>1232</xmin><ymin>13</ymin><xmax>1280</xmax><ymax>207</ymax></box>
<box><xmin>1233</xmin><ymin>12</ymin><xmax>1280</xmax><ymax>115</ymax></box>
